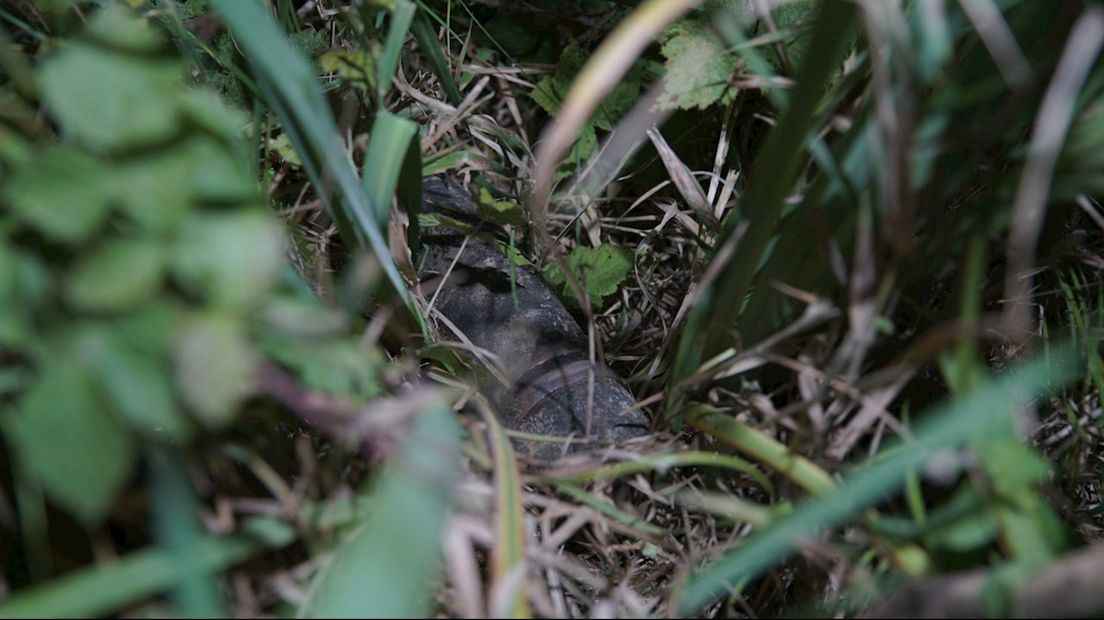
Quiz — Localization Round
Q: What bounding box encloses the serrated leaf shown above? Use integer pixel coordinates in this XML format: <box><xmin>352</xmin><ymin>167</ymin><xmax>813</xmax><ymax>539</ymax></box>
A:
<box><xmin>171</xmin><ymin>210</ymin><xmax>285</xmax><ymax>309</ymax></box>
<box><xmin>2</xmin><ymin>146</ymin><xmax>113</xmax><ymax>243</ymax></box>
<box><xmin>65</xmin><ymin>238</ymin><xmax>165</xmax><ymax>313</ymax></box>
<box><xmin>5</xmin><ymin>356</ymin><xmax>136</xmax><ymax>525</ymax></box>
<box><xmin>544</xmin><ymin>244</ymin><xmax>632</xmax><ymax>308</ymax></box>
<box><xmin>174</xmin><ymin>313</ymin><xmax>257</xmax><ymax>428</ymax></box>
<box><xmin>39</xmin><ymin>43</ymin><xmax>182</xmax><ymax>150</ymax></box>
<box><xmin>658</xmin><ymin>18</ymin><xmax>739</xmax><ymax>110</ymax></box>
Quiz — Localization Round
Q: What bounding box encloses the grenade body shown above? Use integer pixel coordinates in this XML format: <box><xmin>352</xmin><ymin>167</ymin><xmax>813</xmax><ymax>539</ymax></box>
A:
<box><xmin>419</xmin><ymin>177</ymin><xmax>649</xmax><ymax>459</ymax></box>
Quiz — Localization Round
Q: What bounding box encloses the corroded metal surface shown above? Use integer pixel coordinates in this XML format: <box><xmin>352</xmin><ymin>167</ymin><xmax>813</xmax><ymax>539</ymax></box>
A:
<box><xmin>419</xmin><ymin>176</ymin><xmax>649</xmax><ymax>459</ymax></box>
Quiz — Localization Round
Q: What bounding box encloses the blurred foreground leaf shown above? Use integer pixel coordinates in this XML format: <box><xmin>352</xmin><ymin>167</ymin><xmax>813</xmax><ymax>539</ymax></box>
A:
<box><xmin>301</xmin><ymin>403</ymin><xmax>461</xmax><ymax>618</ymax></box>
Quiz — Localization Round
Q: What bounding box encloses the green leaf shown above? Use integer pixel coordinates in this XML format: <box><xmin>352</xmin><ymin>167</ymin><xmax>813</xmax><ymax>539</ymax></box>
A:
<box><xmin>261</xmin><ymin>336</ymin><xmax>381</xmax><ymax>402</ymax></box>
<box><xmin>64</xmin><ymin>238</ymin><xmax>165</xmax><ymax>313</ymax></box>
<box><xmin>171</xmin><ymin>210</ymin><xmax>285</xmax><ymax>309</ymax></box>
<box><xmin>86</xmin><ymin>2</ymin><xmax>165</xmax><ymax>53</ymax></box>
<box><xmin>39</xmin><ymin>43</ymin><xmax>182</xmax><ymax>150</ymax></box>
<box><xmin>112</xmin><ymin>151</ymin><xmax>194</xmax><ymax>232</ymax></box>
<box><xmin>5</xmin><ymin>356</ymin><xmax>136</xmax><ymax>525</ymax></box>
<box><xmin>658</xmin><ymin>18</ymin><xmax>739</xmax><ymax>110</ymax></box>
<box><xmin>181</xmin><ymin>137</ymin><xmax>258</xmax><ymax>202</ymax></box>
<box><xmin>178</xmin><ymin>89</ymin><xmax>249</xmax><ymax>143</ymax></box>
<box><xmin>362</xmin><ymin>111</ymin><xmax>422</xmax><ymax>250</ymax></box>
<box><xmin>544</xmin><ymin>245</ymin><xmax>632</xmax><ymax>308</ymax></box>
<box><xmin>268</xmin><ymin>132</ymin><xmax>302</xmax><ymax>168</ymax></box>
<box><xmin>376</xmin><ymin>0</ymin><xmax>416</xmax><ymax>99</ymax></box>
<box><xmin>210</xmin><ymin>0</ymin><xmax>410</xmax><ymax>308</ymax></box>
<box><xmin>173</xmin><ymin>313</ymin><xmax>258</xmax><ymax>428</ymax></box>
<box><xmin>76</xmin><ymin>325</ymin><xmax>191</xmax><ymax>439</ymax></box>
<box><xmin>301</xmin><ymin>403</ymin><xmax>460</xmax><ymax>618</ymax></box>
<box><xmin>318</xmin><ymin>48</ymin><xmax>376</xmax><ymax>93</ymax></box>
<box><xmin>475</xmin><ymin>186</ymin><xmax>526</xmax><ymax>227</ymax></box>
<box><xmin>2</xmin><ymin>146</ymin><xmax>112</xmax><ymax>243</ymax></box>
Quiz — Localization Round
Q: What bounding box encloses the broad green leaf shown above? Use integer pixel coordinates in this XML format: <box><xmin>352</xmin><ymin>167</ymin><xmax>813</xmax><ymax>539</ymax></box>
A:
<box><xmin>544</xmin><ymin>244</ymin><xmax>632</xmax><ymax>308</ymax></box>
<box><xmin>178</xmin><ymin>89</ymin><xmax>250</xmax><ymax>143</ymax></box>
<box><xmin>86</xmin><ymin>2</ymin><xmax>165</xmax><ymax>52</ymax></box>
<box><xmin>476</xmin><ymin>187</ymin><xmax>526</xmax><ymax>227</ymax></box>
<box><xmin>76</xmin><ymin>325</ymin><xmax>190</xmax><ymax>439</ymax></box>
<box><xmin>2</xmin><ymin>146</ymin><xmax>112</xmax><ymax>243</ymax></box>
<box><xmin>39</xmin><ymin>43</ymin><xmax>182</xmax><ymax>150</ymax></box>
<box><xmin>318</xmin><ymin>48</ymin><xmax>376</xmax><ymax>93</ymax></box>
<box><xmin>302</xmin><ymin>404</ymin><xmax>461</xmax><ymax>618</ymax></box>
<box><xmin>174</xmin><ymin>313</ymin><xmax>258</xmax><ymax>428</ymax></box>
<box><xmin>658</xmin><ymin>18</ymin><xmax>739</xmax><ymax>110</ymax></box>
<box><xmin>64</xmin><ymin>238</ymin><xmax>165</xmax><ymax>313</ymax></box>
<box><xmin>171</xmin><ymin>210</ymin><xmax>285</xmax><ymax>309</ymax></box>
<box><xmin>112</xmin><ymin>151</ymin><xmax>194</xmax><ymax>232</ymax></box>
<box><xmin>182</xmin><ymin>137</ymin><xmax>258</xmax><ymax>202</ymax></box>
<box><xmin>267</xmin><ymin>133</ymin><xmax>302</xmax><ymax>168</ymax></box>
<box><xmin>5</xmin><ymin>357</ymin><xmax>136</xmax><ymax>525</ymax></box>
<box><xmin>261</xmin><ymin>336</ymin><xmax>381</xmax><ymax>401</ymax></box>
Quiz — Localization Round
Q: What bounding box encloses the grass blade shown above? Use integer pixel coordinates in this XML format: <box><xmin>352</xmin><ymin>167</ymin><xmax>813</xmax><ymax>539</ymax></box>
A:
<box><xmin>210</xmin><ymin>0</ymin><xmax>410</xmax><ymax>307</ymax></box>
<box><xmin>669</xmin><ymin>0</ymin><xmax>857</xmax><ymax>401</ymax></box>
<box><xmin>676</xmin><ymin>345</ymin><xmax>1079</xmax><ymax>614</ymax></box>
<box><xmin>482</xmin><ymin>407</ymin><xmax>530</xmax><ymax>618</ymax></box>
<box><xmin>362</xmin><ymin>110</ymin><xmax>422</xmax><ymax>250</ymax></box>
<box><xmin>0</xmin><ymin>519</ymin><xmax>294</xmax><ymax>619</ymax></box>
<box><xmin>300</xmin><ymin>403</ymin><xmax>461</xmax><ymax>618</ymax></box>
<box><xmin>410</xmin><ymin>12</ymin><xmax>462</xmax><ymax>105</ymax></box>
<box><xmin>377</xmin><ymin>0</ymin><xmax>416</xmax><ymax>101</ymax></box>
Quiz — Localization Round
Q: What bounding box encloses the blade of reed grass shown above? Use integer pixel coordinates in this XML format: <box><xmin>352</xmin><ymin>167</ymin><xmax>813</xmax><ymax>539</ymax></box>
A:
<box><xmin>210</xmin><ymin>0</ymin><xmax>410</xmax><ymax>307</ymax></box>
<box><xmin>676</xmin><ymin>344</ymin><xmax>1079</xmax><ymax>614</ymax></box>
<box><xmin>377</xmin><ymin>0</ymin><xmax>416</xmax><ymax>101</ymax></box>
<box><xmin>481</xmin><ymin>407</ymin><xmax>530</xmax><ymax>618</ymax></box>
<box><xmin>362</xmin><ymin>111</ymin><xmax>422</xmax><ymax>250</ymax></box>
<box><xmin>0</xmin><ymin>519</ymin><xmax>295</xmax><ymax>619</ymax></box>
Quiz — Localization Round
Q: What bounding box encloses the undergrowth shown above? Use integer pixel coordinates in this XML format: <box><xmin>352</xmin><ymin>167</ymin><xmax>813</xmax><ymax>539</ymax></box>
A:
<box><xmin>1</xmin><ymin>0</ymin><xmax>1103</xmax><ymax>618</ymax></box>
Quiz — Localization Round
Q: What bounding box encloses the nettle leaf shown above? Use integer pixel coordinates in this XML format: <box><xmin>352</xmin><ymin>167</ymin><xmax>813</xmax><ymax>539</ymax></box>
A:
<box><xmin>76</xmin><ymin>324</ymin><xmax>191</xmax><ymax>439</ymax></box>
<box><xmin>86</xmin><ymin>2</ymin><xmax>165</xmax><ymax>53</ymax></box>
<box><xmin>179</xmin><ymin>89</ymin><xmax>249</xmax><ymax>143</ymax></box>
<box><xmin>659</xmin><ymin>18</ymin><xmax>739</xmax><ymax>110</ymax></box>
<box><xmin>544</xmin><ymin>245</ymin><xmax>632</xmax><ymax>308</ymax></box>
<box><xmin>39</xmin><ymin>43</ymin><xmax>182</xmax><ymax>150</ymax></box>
<box><xmin>5</xmin><ymin>356</ymin><xmax>136</xmax><ymax>525</ymax></box>
<box><xmin>2</xmin><ymin>146</ymin><xmax>113</xmax><ymax>243</ymax></box>
<box><xmin>182</xmin><ymin>137</ymin><xmax>258</xmax><ymax>202</ymax></box>
<box><xmin>174</xmin><ymin>312</ymin><xmax>258</xmax><ymax>428</ymax></box>
<box><xmin>318</xmin><ymin>48</ymin><xmax>376</xmax><ymax>92</ymax></box>
<box><xmin>112</xmin><ymin>150</ymin><xmax>194</xmax><ymax>232</ymax></box>
<box><xmin>475</xmin><ymin>187</ymin><xmax>526</xmax><ymax>226</ymax></box>
<box><xmin>64</xmin><ymin>238</ymin><xmax>165</xmax><ymax>313</ymax></box>
<box><xmin>262</xmin><ymin>335</ymin><xmax>381</xmax><ymax>402</ymax></box>
<box><xmin>171</xmin><ymin>210</ymin><xmax>285</xmax><ymax>309</ymax></box>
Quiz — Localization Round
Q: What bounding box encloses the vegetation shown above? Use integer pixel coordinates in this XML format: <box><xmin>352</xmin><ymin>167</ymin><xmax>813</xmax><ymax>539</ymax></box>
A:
<box><xmin>1</xmin><ymin>0</ymin><xmax>1103</xmax><ymax>617</ymax></box>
